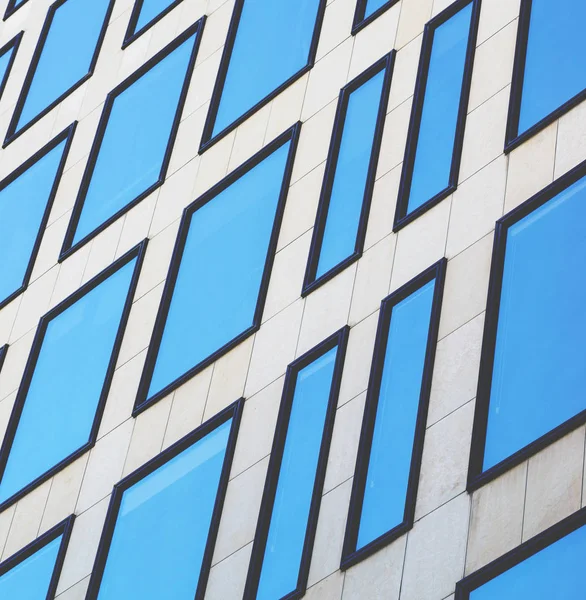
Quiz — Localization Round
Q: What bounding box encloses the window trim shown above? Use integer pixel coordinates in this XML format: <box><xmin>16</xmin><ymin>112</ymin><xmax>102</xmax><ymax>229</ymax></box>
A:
<box><xmin>85</xmin><ymin>398</ymin><xmax>244</xmax><ymax>600</ymax></box>
<box><xmin>4</xmin><ymin>0</ymin><xmax>115</xmax><ymax>147</ymax></box>
<box><xmin>0</xmin><ymin>239</ymin><xmax>148</xmax><ymax>514</ymax></box>
<box><xmin>456</xmin><ymin>505</ymin><xmax>586</xmax><ymax>598</ymax></box>
<box><xmin>468</xmin><ymin>158</ymin><xmax>586</xmax><ymax>492</ymax></box>
<box><xmin>0</xmin><ymin>345</ymin><xmax>7</xmax><ymax>374</ymax></box>
<box><xmin>394</xmin><ymin>0</ymin><xmax>481</xmax><ymax>232</ymax></box>
<box><xmin>59</xmin><ymin>18</ymin><xmax>205</xmax><ymax>262</ymax></box>
<box><xmin>133</xmin><ymin>122</ymin><xmax>302</xmax><ymax>416</ymax></box>
<box><xmin>0</xmin><ymin>31</ymin><xmax>23</xmax><ymax>102</ymax></box>
<box><xmin>123</xmin><ymin>0</ymin><xmax>185</xmax><ymax>49</ymax></box>
<box><xmin>341</xmin><ymin>259</ymin><xmax>447</xmax><ymax>570</ymax></box>
<box><xmin>0</xmin><ymin>122</ymin><xmax>76</xmax><ymax>313</ymax></box>
<box><xmin>302</xmin><ymin>52</ymin><xmax>395</xmax><ymax>297</ymax></box>
<box><xmin>352</xmin><ymin>0</ymin><xmax>400</xmax><ymax>35</ymax></box>
<box><xmin>0</xmin><ymin>514</ymin><xmax>75</xmax><ymax>596</ymax></box>
<box><xmin>199</xmin><ymin>0</ymin><xmax>327</xmax><ymax>154</ymax></box>
<box><xmin>243</xmin><ymin>326</ymin><xmax>350</xmax><ymax>600</ymax></box>
<box><xmin>3</xmin><ymin>0</ymin><xmax>29</xmax><ymax>21</ymax></box>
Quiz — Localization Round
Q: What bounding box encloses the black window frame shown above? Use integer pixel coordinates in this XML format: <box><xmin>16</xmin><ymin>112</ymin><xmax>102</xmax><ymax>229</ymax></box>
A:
<box><xmin>302</xmin><ymin>52</ymin><xmax>395</xmax><ymax>297</ymax></box>
<box><xmin>59</xmin><ymin>18</ymin><xmax>205</xmax><ymax>262</ymax></box>
<box><xmin>341</xmin><ymin>259</ymin><xmax>447</xmax><ymax>570</ymax></box>
<box><xmin>351</xmin><ymin>0</ymin><xmax>400</xmax><ymax>35</ymax></box>
<box><xmin>0</xmin><ymin>239</ymin><xmax>148</xmax><ymax>514</ymax></box>
<box><xmin>199</xmin><ymin>0</ymin><xmax>327</xmax><ymax>154</ymax></box>
<box><xmin>0</xmin><ymin>31</ymin><xmax>23</xmax><ymax>102</ymax></box>
<box><xmin>85</xmin><ymin>398</ymin><xmax>244</xmax><ymax>600</ymax></box>
<box><xmin>468</xmin><ymin>158</ymin><xmax>586</xmax><ymax>492</ymax></box>
<box><xmin>3</xmin><ymin>0</ymin><xmax>29</xmax><ymax>21</ymax></box>
<box><xmin>4</xmin><ymin>0</ymin><xmax>115</xmax><ymax>147</ymax></box>
<box><xmin>0</xmin><ymin>344</ymin><xmax>7</xmax><ymax>373</ymax></box>
<box><xmin>133</xmin><ymin>122</ymin><xmax>302</xmax><ymax>416</ymax></box>
<box><xmin>0</xmin><ymin>514</ymin><xmax>75</xmax><ymax>597</ymax></box>
<box><xmin>0</xmin><ymin>122</ymin><xmax>76</xmax><ymax>312</ymax></box>
<box><xmin>123</xmin><ymin>0</ymin><xmax>185</xmax><ymax>49</ymax></box>
<box><xmin>394</xmin><ymin>0</ymin><xmax>481</xmax><ymax>232</ymax></box>
<box><xmin>243</xmin><ymin>326</ymin><xmax>350</xmax><ymax>600</ymax></box>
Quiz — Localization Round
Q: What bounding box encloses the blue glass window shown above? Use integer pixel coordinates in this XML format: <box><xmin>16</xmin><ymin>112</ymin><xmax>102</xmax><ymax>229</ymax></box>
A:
<box><xmin>64</xmin><ymin>23</ymin><xmax>203</xmax><ymax>253</ymax></box>
<box><xmin>87</xmin><ymin>404</ymin><xmax>241</xmax><ymax>600</ymax></box>
<box><xmin>4</xmin><ymin>0</ymin><xmax>28</xmax><ymax>19</ymax></box>
<box><xmin>396</xmin><ymin>0</ymin><xmax>478</xmax><ymax>226</ymax></box>
<box><xmin>353</xmin><ymin>0</ymin><xmax>399</xmax><ymax>31</ymax></box>
<box><xmin>0</xmin><ymin>244</ymin><xmax>145</xmax><ymax>507</ymax></box>
<box><xmin>127</xmin><ymin>0</ymin><xmax>181</xmax><ymax>42</ymax></box>
<box><xmin>304</xmin><ymin>55</ymin><xmax>392</xmax><ymax>291</ymax></box>
<box><xmin>203</xmin><ymin>0</ymin><xmax>324</xmax><ymax>145</ymax></box>
<box><xmin>342</xmin><ymin>261</ymin><xmax>445</xmax><ymax>565</ymax></box>
<box><xmin>0</xmin><ymin>33</ymin><xmax>21</xmax><ymax>102</ymax></box>
<box><xmin>136</xmin><ymin>126</ymin><xmax>299</xmax><ymax>410</ymax></box>
<box><xmin>0</xmin><ymin>126</ymin><xmax>73</xmax><ymax>309</ymax></box>
<box><xmin>475</xmin><ymin>171</ymin><xmax>586</xmax><ymax>478</ymax></box>
<box><xmin>245</xmin><ymin>329</ymin><xmax>348</xmax><ymax>600</ymax></box>
<box><xmin>7</xmin><ymin>0</ymin><xmax>112</xmax><ymax>140</ymax></box>
<box><xmin>510</xmin><ymin>0</ymin><xmax>586</xmax><ymax>144</ymax></box>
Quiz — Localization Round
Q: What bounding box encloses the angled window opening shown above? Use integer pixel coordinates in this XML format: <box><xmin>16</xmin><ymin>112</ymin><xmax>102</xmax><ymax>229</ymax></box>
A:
<box><xmin>244</xmin><ymin>327</ymin><xmax>349</xmax><ymax>600</ymax></box>
<box><xmin>0</xmin><ymin>344</ymin><xmax>7</xmax><ymax>374</ymax></box>
<box><xmin>0</xmin><ymin>241</ymin><xmax>147</xmax><ymax>511</ymax></box>
<box><xmin>134</xmin><ymin>123</ymin><xmax>301</xmax><ymax>415</ymax></box>
<box><xmin>506</xmin><ymin>0</ymin><xmax>586</xmax><ymax>151</ymax></box>
<box><xmin>61</xmin><ymin>20</ymin><xmax>204</xmax><ymax>259</ymax></box>
<box><xmin>0</xmin><ymin>123</ymin><xmax>75</xmax><ymax>311</ymax></box>
<box><xmin>86</xmin><ymin>400</ymin><xmax>243</xmax><ymax>600</ymax></box>
<box><xmin>3</xmin><ymin>0</ymin><xmax>29</xmax><ymax>21</ymax></box>
<box><xmin>352</xmin><ymin>0</ymin><xmax>400</xmax><ymax>35</ymax></box>
<box><xmin>0</xmin><ymin>32</ymin><xmax>22</xmax><ymax>102</ymax></box>
<box><xmin>124</xmin><ymin>0</ymin><xmax>185</xmax><ymax>47</ymax></box>
<box><xmin>303</xmin><ymin>53</ymin><xmax>394</xmax><ymax>296</ymax></box>
<box><xmin>0</xmin><ymin>515</ymin><xmax>75</xmax><ymax>599</ymax></box>
<box><xmin>394</xmin><ymin>0</ymin><xmax>480</xmax><ymax>231</ymax></box>
<box><xmin>5</xmin><ymin>0</ymin><xmax>114</xmax><ymax>145</ymax></box>
<box><xmin>469</xmin><ymin>161</ymin><xmax>586</xmax><ymax>491</ymax></box>
<box><xmin>341</xmin><ymin>260</ymin><xmax>446</xmax><ymax>569</ymax></box>
<box><xmin>200</xmin><ymin>0</ymin><xmax>326</xmax><ymax>152</ymax></box>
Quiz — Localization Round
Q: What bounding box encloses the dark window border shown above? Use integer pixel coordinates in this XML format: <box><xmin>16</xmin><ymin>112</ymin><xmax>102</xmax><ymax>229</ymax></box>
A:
<box><xmin>198</xmin><ymin>0</ymin><xmax>327</xmax><ymax>154</ymax></box>
<box><xmin>243</xmin><ymin>326</ymin><xmax>350</xmax><ymax>600</ymax></box>
<box><xmin>3</xmin><ymin>0</ymin><xmax>29</xmax><ymax>21</ymax></box>
<box><xmin>0</xmin><ymin>514</ymin><xmax>75</xmax><ymax>596</ymax></box>
<box><xmin>468</xmin><ymin>158</ymin><xmax>586</xmax><ymax>492</ymax></box>
<box><xmin>351</xmin><ymin>0</ymin><xmax>400</xmax><ymax>36</ymax></box>
<box><xmin>456</xmin><ymin>505</ymin><xmax>586</xmax><ymax>598</ymax></box>
<box><xmin>394</xmin><ymin>0</ymin><xmax>481</xmax><ymax>232</ymax></box>
<box><xmin>123</xmin><ymin>0</ymin><xmax>185</xmax><ymax>49</ymax></box>
<box><xmin>0</xmin><ymin>122</ymin><xmax>76</xmax><ymax>312</ymax></box>
<box><xmin>341</xmin><ymin>258</ymin><xmax>447</xmax><ymax>570</ymax></box>
<box><xmin>4</xmin><ymin>0</ymin><xmax>115</xmax><ymax>147</ymax></box>
<box><xmin>0</xmin><ymin>31</ymin><xmax>23</xmax><ymax>103</ymax></box>
<box><xmin>133</xmin><ymin>122</ymin><xmax>302</xmax><ymax>416</ymax></box>
<box><xmin>58</xmin><ymin>18</ymin><xmax>206</xmax><ymax>262</ymax></box>
<box><xmin>302</xmin><ymin>52</ymin><xmax>395</xmax><ymax>297</ymax></box>
<box><xmin>0</xmin><ymin>239</ymin><xmax>148</xmax><ymax>514</ymax></box>
<box><xmin>0</xmin><ymin>344</ymin><xmax>7</xmax><ymax>373</ymax></box>
<box><xmin>85</xmin><ymin>398</ymin><xmax>244</xmax><ymax>600</ymax></box>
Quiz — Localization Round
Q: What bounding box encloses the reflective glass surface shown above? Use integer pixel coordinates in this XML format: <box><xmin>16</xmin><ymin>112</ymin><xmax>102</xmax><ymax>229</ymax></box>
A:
<box><xmin>72</xmin><ymin>30</ymin><xmax>198</xmax><ymax>246</ymax></box>
<box><xmin>96</xmin><ymin>419</ymin><xmax>231</xmax><ymax>599</ymax></box>
<box><xmin>257</xmin><ymin>347</ymin><xmax>337</xmax><ymax>600</ymax></box>
<box><xmin>315</xmin><ymin>68</ymin><xmax>385</xmax><ymax>279</ymax></box>
<box><xmin>519</xmin><ymin>0</ymin><xmax>586</xmax><ymax>135</ymax></box>
<box><xmin>15</xmin><ymin>0</ymin><xmax>111</xmax><ymax>132</ymax></box>
<box><xmin>470</xmin><ymin>524</ymin><xmax>586</xmax><ymax>599</ymax></box>
<box><xmin>0</xmin><ymin>535</ymin><xmax>62</xmax><ymax>599</ymax></box>
<box><xmin>364</xmin><ymin>0</ymin><xmax>389</xmax><ymax>19</ymax></box>
<box><xmin>483</xmin><ymin>177</ymin><xmax>586</xmax><ymax>470</ymax></box>
<box><xmin>135</xmin><ymin>0</ymin><xmax>176</xmax><ymax>32</ymax></box>
<box><xmin>357</xmin><ymin>280</ymin><xmax>435</xmax><ymax>549</ymax></box>
<box><xmin>211</xmin><ymin>0</ymin><xmax>321</xmax><ymax>137</ymax></box>
<box><xmin>147</xmin><ymin>141</ymin><xmax>290</xmax><ymax>400</ymax></box>
<box><xmin>0</xmin><ymin>257</ymin><xmax>138</xmax><ymax>504</ymax></box>
<box><xmin>0</xmin><ymin>138</ymin><xmax>67</xmax><ymax>305</ymax></box>
<box><xmin>0</xmin><ymin>42</ymin><xmax>15</xmax><ymax>93</ymax></box>
<box><xmin>406</xmin><ymin>3</ymin><xmax>472</xmax><ymax>213</ymax></box>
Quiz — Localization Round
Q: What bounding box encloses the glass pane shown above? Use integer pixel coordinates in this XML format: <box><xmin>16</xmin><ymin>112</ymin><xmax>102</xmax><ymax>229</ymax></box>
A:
<box><xmin>470</xmin><ymin>524</ymin><xmax>586</xmax><ymax>599</ymax></box>
<box><xmin>147</xmin><ymin>140</ymin><xmax>291</xmax><ymax>400</ymax></box>
<box><xmin>0</xmin><ymin>535</ymin><xmax>62</xmax><ymax>599</ymax></box>
<box><xmin>315</xmin><ymin>68</ymin><xmax>385</xmax><ymax>279</ymax></box>
<box><xmin>0</xmin><ymin>137</ymin><xmax>67</xmax><ymax>305</ymax></box>
<box><xmin>406</xmin><ymin>3</ymin><xmax>472</xmax><ymax>214</ymax></box>
<box><xmin>257</xmin><ymin>347</ymin><xmax>338</xmax><ymax>600</ymax></box>
<box><xmin>0</xmin><ymin>257</ymin><xmax>138</xmax><ymax>504</ymax></box>
<box><xmin>357</xmin><ymin>280</ymin><xmax>435</xmax><ymax>549</ymax></box>
<box><xmin>96</xmin><ymin>419</ymin><xmax>232</xmax><ymax>600</ymax></box>
<box><xmin>211</xmin><ymin>0</ymin><xmax>321</xmax><ymax>137</ymax></box>
<box><xmin>364</xmin><ymin>0</ymin><xmax>389</xmax><ymax>19</ymax></box>
<box><xmin>72</xmin><ymin>30</ymin><xmax>198</xmax><ymax>246</ymax></box>
<box><xmin>0</xmin><ymin>42</ymin><xmax>15</xmax><ymax>91</ymax></box>
<box><xmin>519</xmin><ymin>0</ymin><xmax>586</xmax><ymax>135</ymax></box>
<box><xmin>15</xmin><ymin>0</ymin><xmax>111</xmax><ymax>132</ymax></box>
<box><xmin>135</xmin><ymin>0</ymin><xmax>176</xmax><ymax>32</ymax></box>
